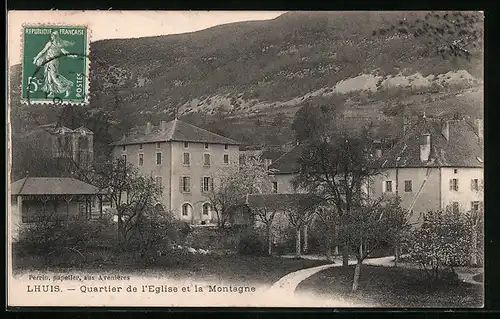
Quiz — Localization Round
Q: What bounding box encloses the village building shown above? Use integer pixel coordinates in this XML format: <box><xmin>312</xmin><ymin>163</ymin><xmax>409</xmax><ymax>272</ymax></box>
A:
<box><xmin>10</xmin><ymin>177</ymin><xmax>104</xmax><ymax>240</ymax></box>
<box><xmin>110</xmin><ymin>119</ymin><xmax>240</xmax><ymax>224</ymax></box>
<box><xmin>267</xmin><ymin>116</ymin><xmax>484</xmax><ymax>225</ymax></box>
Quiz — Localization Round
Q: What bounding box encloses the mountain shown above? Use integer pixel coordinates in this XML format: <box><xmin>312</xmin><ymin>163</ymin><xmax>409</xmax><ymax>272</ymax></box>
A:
<box><xmin>9</xmin><ymin>11</ymin><xmax>483</xmax><ymax>150</ymax></box>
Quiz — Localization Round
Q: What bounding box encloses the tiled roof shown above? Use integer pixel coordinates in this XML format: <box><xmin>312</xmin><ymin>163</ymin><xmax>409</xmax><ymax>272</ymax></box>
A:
<box><xmin>377</xmin><ymin>117</ymin><xmax>483</xmax><ymax>168</ymax></box>
<box><xmin>261</xmin><ymin>149</ymin><xmax>286</xmax><ymax>162</ymax></box>
<box><xmin>11</xmin><ymin>177</ymin><xmax>101</xmax><ymax>195</ymax></box>
<box><xmin>268</xmin><ymin>145</ymin><xmax>304</xmax><ymax>174</ymax></box>
<box><xmin>111</xmin><ymin>119</ymin><xmax>239</xmax><ymax>146</ymax></box>
<box><xmin>268</xmin><ymin>117</ymin><xmax>484</xmax><ymax>174</ymax></box>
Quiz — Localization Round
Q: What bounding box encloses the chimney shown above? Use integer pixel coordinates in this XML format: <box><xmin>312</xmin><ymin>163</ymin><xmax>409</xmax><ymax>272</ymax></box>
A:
<box><xmin>441</xmin><ymin>120</ymin><xmax>450</xmax><ymax>141</ymax></box>
<box><xmin>145</xmin><ymin>122</ymin><xmax>152</xmax><ymax>135</ymax></box>
<box><xmin>475</xmin><ymin>119</ymin><xmax>483</xmax><ymax>140</ymax></box>
<box><xmin>161</xmin><ymin>120</ymin><xmax>167</xmax><ymax>132</ymax></box>
<box><xmin>420</xmin><ymin>133</ymin><xmax>431</xmax><ymax>162</ymax></box>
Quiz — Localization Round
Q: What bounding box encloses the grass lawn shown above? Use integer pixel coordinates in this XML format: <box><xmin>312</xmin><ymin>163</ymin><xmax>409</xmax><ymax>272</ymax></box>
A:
<box><xmin>13</xmin><ymin>251</ymin><xmax>330</xmax><ymax>286</ymax></box>
<box><xmin>295</xmin><ymin>265</ymin><xmax>483</xmax><ymax>308</ymax></box>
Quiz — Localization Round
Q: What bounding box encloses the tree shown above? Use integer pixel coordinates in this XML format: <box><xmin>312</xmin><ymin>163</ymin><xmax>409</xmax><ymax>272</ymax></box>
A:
<box><xmin>341</xmin><ymin>196</ymin><xmax>410</xmax><ymax>291</ymax></box>
<box><xmin>248</xmin><ymin>200</ymin><xmax>278</xmax><ymax>256</ymax></box>
<box><xmin>315</xmin><ymin>204</ymin><xmax>340</xmax><ymax>261</ymax></box>
<box><xmin>283</xmin><ymin>194</ymin><xmax>322</xmax><ymax>257</ymax></box>
<box><xmin>87</xmin><ymin>158</ymin><xmax>162</xmax><ymax>241</ymax></box>
<box><xmin>207</xmin><ymin>155</ymin><xmax>272</xmax><ymax>229</ymax></box>
<box><xmin>375</xmin><ymin>11</ymin><xmax>483</xmax><ymax>61</ymax></box>
<box><xmin>292</xmin><ymin>127</ymin><xmax>380</xmax><ymax>267</ymax></box>
<box><xmin>291</xmin><ymin>103</ymin><xmax>336</xmax><ymax>143</ymax></box>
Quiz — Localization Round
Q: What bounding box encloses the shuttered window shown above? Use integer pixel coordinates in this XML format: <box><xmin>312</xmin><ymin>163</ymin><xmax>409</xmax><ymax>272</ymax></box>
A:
<box><xmin>449</xmin><ymin>178</ymin><xmax>459</xmax><ymax>191</ymax></box>
<box><xmin>183</xmin><ymin>152</ymin><xmax>190</xmax><ymax>165</ymax></box>
<box><xmin>471</xmin><ymin>179</ymin><xmax>479</xmax><ymax>191</ymax></box>
<box><xmin>404</xmin><ymin>180</ymin><xmax>412</xmax><ymax>192</ymax></box>
<box><xmin>204</xmin><ymin>153</ymin><xmax>211</xmax><ymax>167</ymax></box>
<box><xmin>180</xmin><ymin>176</ymin><xmax>191</xmax><ymax>193</ymax></box>
<box><xmin>201</xmin><ymin>177</ymin><xmax>211</xmax><ymax>192</ymax></box>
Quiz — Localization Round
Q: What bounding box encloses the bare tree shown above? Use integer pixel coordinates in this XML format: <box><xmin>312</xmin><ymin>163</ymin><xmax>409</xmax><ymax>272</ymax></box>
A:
<box><xmin>207</xmin><ymin>155</ymin><xmax>272</xmax><ymax>229</ymax></box>
<box><xmin>282</xmin><ymin>194</ymin><xmax>323</xmax><ymax>258</ymax></box>
<box><xmin>249</xmin><ymin>203</ymin><xmax>277</xmax><ymax>256</ymax></box>
<box><xmin>341</xmin><ymin>196</ymin><xmax>410</xmax><ymax>291</ymax></box>
<box><xmin>292</xmin><ymin>128</ymin><xmax>381</xmax><ymax>267</ymax></box>
<box><xmin>89</xmin><ymin>158</ymin><xmax>162</xmax><ymax>241</ymax></box>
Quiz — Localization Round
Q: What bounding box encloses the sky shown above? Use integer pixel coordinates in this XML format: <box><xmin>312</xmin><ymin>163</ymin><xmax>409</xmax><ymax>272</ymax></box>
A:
<box><xmin>8</xmin><ymin>11</ymin><xmax>286</xmax><ymax>66</ymax></box>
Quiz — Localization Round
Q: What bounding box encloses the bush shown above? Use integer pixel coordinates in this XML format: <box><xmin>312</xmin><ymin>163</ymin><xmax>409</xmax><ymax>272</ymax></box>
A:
<box><xmin>403</xmin><ymin>209</ymin><xmax>481</xmax><ymax>282</ymax></box>
<box><xmin>237</xmin><ymin>228</ymin><xmax>268</xmax><ymax>256</ymax></box>
<box><xmin>15</xmin><ymin>215</ymin><xmax>118</xmax><ymax>267</ymax></box>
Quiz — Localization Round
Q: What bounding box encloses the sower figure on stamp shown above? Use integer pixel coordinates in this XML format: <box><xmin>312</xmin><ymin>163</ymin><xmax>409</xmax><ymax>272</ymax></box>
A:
<box><xmin>33</xmin><ymin>31</ymin><xmax>78</xmax><ymax>98</ymax></box>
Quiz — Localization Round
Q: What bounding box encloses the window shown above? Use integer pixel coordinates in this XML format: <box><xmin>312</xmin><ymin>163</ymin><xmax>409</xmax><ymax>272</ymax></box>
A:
<box><xmin>139</xmin><ymin>144</ymin><xmax>143</xmax><ymax>150</ymax></box>
<box><xmin>184</xmin><ymin>142</ymin><xmax>189</xmax><ymax>148</ymax></box>
<box><xmin>272</xmin><ymin>182</ymin><xmax>278</xmax><ymax>193</ymax></box>
<box><xmin>202</xmin><ymin>177</ymin><xmax>211</xmax><ymax>192</ymax></box>
<box><xmin>204</xmin><ymin>143</ymin><xmax>209</xmax><ymax>149</ymax></box>
<box><xmin>183</xmin><ymin>152</ymin><xmax>190</xmax><ymax>165</ymax></box>
<box><xmin>204</xmin><ymin>153</ymin><xmax>211</xmax><ymax>167</ymax></box>
<box><xmin>156</xmin><ymin>142</ymin><xmax>161</xmax><ymax>149</ymax></box>
<box><xmin>450</xmin><ymin>178</ymin><xmax>459</xmax><ymax>191</ymax></box>
<box><xmin>224</xmin><ymin>154</ymin><xmax>229</xmax><ymax>164</ymax></box>
<box><xmin>471</xmin><ymin>201</ymin><xmax>480</xmax><ymax>212</ymax></box>
<box><xmin>452</xmin><ymin>202</ymin><xmax>460</xmax><ymax>214</ymax></box>
<box><xmin>122</xmin><ymin>145</ymin><xmax>126</xmax><ymax>151</ymax></box>
<box><xmin>454</xmin><ymin>169</ymin><xmax>458</xmax><ymax>174</ymax></box>
<box><xmin>156</xmin><ymin>152</ymin><xmax>162</xmax><ymax>165</ymax></box>
<box><xmin>202</xmin><ymin>203</ymin><xmax>210</xmax><ymax>216</ymax></box>
<box><xmin>224</xmin><ymin>144</ymin><xmax>228</xmax><ymax>150</ymax></box>
<box><xmin>404</xmin><ymin>180</ymin><xmax>412</xmax><ymax>192</ymax></box>
<box><xmin>384</xmin><ymin>181</ymin><xmax>393</xmax><ymax>193</ymax></box>
<box><xmin>471</xmin><ymin>179</ymin><xmax>479</xmax><ymax>191</ymax></box>
<box><xmin>138</xmin><ymin>153</ymin><xmax>144</xmax><ymax>166</ymax></box>
<box><xmin>182</xmin><ymin>203</ymin><xmax>191</xmax><ymax>216</ymax></box>
<box><xmin>181</xmin><ymin>176</ymin><xmax>191</xmax><ymax>193</ymax></box>
<box><xmin>121</xmin><ymin>154</ymin><xmax>127</xmax><ymax>163</ymax></box>
<box><xmin>155</xmin><ymin>176</ymin><xmax>162</xmax><ymax>188</ymax></box>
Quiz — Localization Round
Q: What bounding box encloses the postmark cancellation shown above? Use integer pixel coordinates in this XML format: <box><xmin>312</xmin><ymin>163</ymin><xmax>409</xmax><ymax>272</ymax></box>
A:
<box><xmin>21</xmin><ymin>24</ymin><xmax>90</xmax><ymax>105</ymax></box>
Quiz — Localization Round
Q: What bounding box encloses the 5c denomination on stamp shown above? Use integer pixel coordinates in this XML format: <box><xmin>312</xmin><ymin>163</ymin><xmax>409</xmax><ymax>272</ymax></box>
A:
<box><xmin>21</xmin><ymin>25</ymin><xmax>90</xmax><ymax>105</ymax></box>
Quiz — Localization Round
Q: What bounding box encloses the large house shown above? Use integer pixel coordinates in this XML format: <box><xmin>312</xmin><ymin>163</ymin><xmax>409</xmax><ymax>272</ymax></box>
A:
<box><xmin>10</xmin><ymin>177</ymin><xmax>104</xmax><ymax>240</ymax></box>
<box><xmin>370</xmin><ymin>116</ymin><xmax>484</xmax><ymax>224</ymax></box>
<box><xmin>110</xmin><ymin>119</ymin><xmax>240</xmax><ymax>224</ymax></box>
<box><xmin>268</xmin><ymin>116</ymin><xmax>484</xmax><ymax>225</ymax></box>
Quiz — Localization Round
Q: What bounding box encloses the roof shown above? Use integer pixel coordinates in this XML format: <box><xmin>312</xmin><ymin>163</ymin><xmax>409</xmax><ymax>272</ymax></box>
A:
<box><xmin>261</xmin><ymin>149</ymin><xmax>286</xmax><ymax>162</ymax></box>
<box><xmin>246</xmin><ymin>193</ymin><xmax>324</xmax><ymax>210</ymax></box>
<box><xmin>269</xmin><ymin>117</ymin><xmax>484</xmax><ymax>173</ymax></box>
<box><xmin>377</xmin><ymin>117</ymin><xmax>484</xmax><ymax>168</ymax></box>
<box><xmin>111</xmin><ymin>119</ymin><xmax>240</xmax><ymax>146</ymax></box>
<box><xmin>18</xmin><ymin>123</ymin><xmax>94</xmax><ymax>139</ymax></box>
<box><xmin>268</xmin><ymin>145</ymin><xmax>304</xmax><ymax>174</ymax></box>
<box><xmin>11</xmin><ymin>177</ymin><xmax>101</xmax><ymax>196</ymax></box>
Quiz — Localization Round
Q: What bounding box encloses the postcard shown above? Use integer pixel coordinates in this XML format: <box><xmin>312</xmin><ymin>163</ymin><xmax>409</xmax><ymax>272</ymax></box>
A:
<box><xmin>7</xmin><ymin>10</ymin><xmax>484</xmax><ymax>308</ymax></box>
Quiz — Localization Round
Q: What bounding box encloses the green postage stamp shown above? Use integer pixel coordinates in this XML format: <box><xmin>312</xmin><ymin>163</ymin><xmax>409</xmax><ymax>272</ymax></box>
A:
<box><xmin>21</xmin><ymin>25</ymin><xmax>90</xmax><ymax>105</ymax></box>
